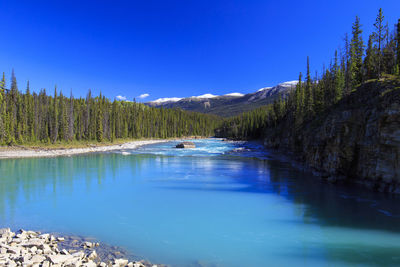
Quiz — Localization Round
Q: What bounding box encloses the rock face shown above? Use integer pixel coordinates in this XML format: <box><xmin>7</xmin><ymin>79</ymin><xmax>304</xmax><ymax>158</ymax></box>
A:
<box><xmin>176</xmin><ymin>142</ymin><xmax>196</xmax><ymax>148</ymax></box>
<box><xmin>0</xmin><ymin>228</ymin><xmax>163</xmax><ymax>267</ymax></box>
<box><xmin>263</xmin><ymin>78</ymin><xmax>400</xmax><ymax>193</ymax></box>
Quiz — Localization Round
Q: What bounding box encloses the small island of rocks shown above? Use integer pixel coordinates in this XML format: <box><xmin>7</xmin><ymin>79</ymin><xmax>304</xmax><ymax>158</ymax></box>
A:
<box><xmin>175</xmin><ymin>142</ymin><xmax>196</xmax><ymax>149</ymax></box>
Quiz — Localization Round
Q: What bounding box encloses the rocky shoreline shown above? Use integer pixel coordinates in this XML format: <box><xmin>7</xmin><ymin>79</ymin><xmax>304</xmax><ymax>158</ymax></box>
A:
<box><xmin>0</xmin><ymin>228</ymin><xmax>165</xmax><ymax>267</ymax></box>
<box><xmin>0</xmin><ymin>140</ymin><xmax>169</xmax><ymax>159</ymax></box>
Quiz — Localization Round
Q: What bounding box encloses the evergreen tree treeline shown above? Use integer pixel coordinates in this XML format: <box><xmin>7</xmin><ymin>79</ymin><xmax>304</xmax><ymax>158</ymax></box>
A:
<box><xmin>0</xmin><ymin>75</ymin><xmax>220</xmax><ymax>145</ymax></box>
<box><xmin>219</xmin><ymin>9</ymin><xmax>400</xmax><ymax>139</ymax></box>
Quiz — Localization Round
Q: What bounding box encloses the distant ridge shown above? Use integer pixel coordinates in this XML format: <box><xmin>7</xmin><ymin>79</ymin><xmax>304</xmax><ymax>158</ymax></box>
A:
<box><xmin>146</xmin><ymin>81</ymin><xmax>297</xmax><ymax>117</ymax></box>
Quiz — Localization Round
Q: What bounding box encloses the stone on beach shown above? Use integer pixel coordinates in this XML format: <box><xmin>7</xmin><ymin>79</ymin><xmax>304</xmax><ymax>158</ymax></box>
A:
<box><xmin>114</xmin><ymin>258</ymin><xmax>129</xmax><ymax>266</ymax></box>
<box><xmin>0</xmin><ymin>228</ymin><xmax>163</xmax><ymax>267</ymax></box>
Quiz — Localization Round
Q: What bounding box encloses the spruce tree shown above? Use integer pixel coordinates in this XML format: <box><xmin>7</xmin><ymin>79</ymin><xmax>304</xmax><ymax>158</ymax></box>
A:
<box><xmin>96</xmin><ymin>92</ymin><xmax>104</xmax><ymax>142</ymax></box>
<box><xmin>295</xmin><ymin>72</ymin><xmax>304</xmax><ymax>126</ymax></box>
<box><xmin>343</xmin><ymin>33</ymin><xmax>352</xmax><ymax>95</ymax></box>
<box><xmin>350</xmin><ymin>16</ymin><xmax>364</xmax><ymax>85</ymax></box>
<box><xmin>305</xmin><ymin>56</ymin><xmax>314</xmax><ymax>116</ymax></box>
<box><xmin>8</xmin><ymin>69</ymin><xmax>18</xmax><ymax>144</ymax></box>
<box><xmin>52</xmin><ymin>86</ymin><xmax>58</xmax><ymax>143</ymax></box>
<box><xmin>364</xmin><ymin>34</ymin><xmax>377</xmax><ymax>79</ymax></box>
<box><xmin>68</xmin><ymin>90</ymin><xmax>74</xmax><ymax>141</ymax></box>
<box><xmin>0</xmin><ymin>73</ymin><xmax>5</xmax><ymax>143</ymax></box>
<box><xmin>396</xmin><ymin>19</ymin><xmax>400</xmax><ymax>74</ymax></box>
<box><xmin>372</xmin><ymin>8</ymin><xmax>387</xmax><ymax>78</ymax></box>
<box><xmin>24</xmin><ymin>81</ymin><xmax>31</xmax><ymax>141</ymax></box>
<box><xmin>334</xmin><ymin>50</ymin><xmax>344</xmax><ymax>103</ymax></box>
<box><xmin>382</xmin><ymin>26</ymin><xmax>396</xmax><ymax>75</ymax></box>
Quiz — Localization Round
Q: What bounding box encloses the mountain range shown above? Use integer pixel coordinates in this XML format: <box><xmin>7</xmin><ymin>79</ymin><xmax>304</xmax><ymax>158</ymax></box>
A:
<box><xmin>146</xmin><ymin>81</ymin><xmax>298</xmax><ymax>117</ymax></box>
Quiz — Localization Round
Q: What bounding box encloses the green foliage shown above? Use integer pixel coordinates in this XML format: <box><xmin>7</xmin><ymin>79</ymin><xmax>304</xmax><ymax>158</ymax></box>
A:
<box><xmin>364</xmin><ymin>34</ymin><xmax>378</xmax><ymax>79</ymax></box>
<box><xmin>350</xmin><ymin>16</ymin><xmax>364</xmax><ymax>85</ymax></box>
<box><xmin>372</xmin><ymin>8</ymin><xmax>388</xmax><ymax>78</ymax></box>
<box><xmin>396</xmin><ymin>19</ymin><xmax>400</xmax><ymax>75</ymax></box>
<box><xmin>305</xmin><ymin>56</ymin><xmax>314</xmax><ymax>117</ymax></box>
<box><xmin>0</xmin><ymin>73</ymin><xmax>221</xmax><ymax>145</ymax></box>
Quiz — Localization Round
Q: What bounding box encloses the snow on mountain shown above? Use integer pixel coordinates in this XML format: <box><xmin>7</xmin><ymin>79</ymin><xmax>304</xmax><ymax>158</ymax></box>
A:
<box><xmin>148</xmin><ymin>80</ymin><xmax>297</xmax><ymax>108</ymax></box>
<box><xmin>257</xmin><ymin>87</ymin><xmax>272</xmax><ymax>92</ymax></box>
<box><xmin>224</xmin><ymin>93</ymin><xmax>244</xmax><ymax>97</ymax></box>
<box><xmin>151</xmin><ymin>97</ymin><xmax>182</xmax><ymax>103</ymax></box>
<box><xmin>248</xmin><ymin>80</ymin><xmax>298</xmax><ymax>102</ymax></box>
<box><xmin>279</xmin><ymin>80</ymin><xmax>298</xmax><ymax>87</ymax></box>
<box><xmin>191</xmin><ymin>94</ymin><xmax>219</xmax><ymax>99</ymax></box>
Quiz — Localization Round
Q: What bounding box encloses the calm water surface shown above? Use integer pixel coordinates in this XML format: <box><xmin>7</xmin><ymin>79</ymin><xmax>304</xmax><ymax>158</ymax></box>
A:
<box><xmin>0</xmin><ymin>139</ymin><xmax>400</xmax><ymax>266</ymax></box>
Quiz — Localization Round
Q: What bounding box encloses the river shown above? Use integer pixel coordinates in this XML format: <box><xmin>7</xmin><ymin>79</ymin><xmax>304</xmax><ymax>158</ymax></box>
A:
<box><xmin>0</xmin><ymin>138</ymin><xmax>399</xmax><ymax>266</ymax></box>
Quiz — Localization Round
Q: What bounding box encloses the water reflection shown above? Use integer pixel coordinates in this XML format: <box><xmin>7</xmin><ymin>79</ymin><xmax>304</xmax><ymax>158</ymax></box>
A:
<box><xmin>0</xmin><ymin>140</ymin><xmax>399</xmax><ymax>266</ymax></box>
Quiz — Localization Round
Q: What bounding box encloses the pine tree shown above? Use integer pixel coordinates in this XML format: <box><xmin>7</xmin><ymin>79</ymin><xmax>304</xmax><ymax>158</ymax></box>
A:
<box><xmin>364</xmin><ymin>34</ymin><xmax>377</xmax><ymax>79</ymax></box>
<box><xmin>396</xmin><ymin>19</ymin><xmax>400</xmax><ymax>74</ymax></box>
<box><xmin>350</xmin><ymin>16</ymin><xmax>364</xmax><ymax>85</ymax></box>
<box><xmin>305</xmin><ymin>56</ymin><xmax>314</xmax><ymax>116</ymax></box>
<box><xmin>24</xmin><ymin>81</ymin><xmax>32</xmax><ymax>141</ymax></box>
<box><xmin>85</xmin><ymin>90</ymin><xmax>91</xmax><ymax>139</ymax></box>
<box><xmin>8</xmin><ymin>69</ymin><xmax>18</xmax><ymax>144</ymax></box>
<box><xmin>0</xmin><ymin>73</ymin><xmax>5</xmax><ymax>143</ymax></box>
<box><xmin>382</xmin><ymin>26</ymin><xmax>396</xmax><ymax>75</ymax></box>
<box><xmin>59</xmin><ymin>91</ymin><xmax>69</xmax><ymax>141</ymax></box>
<box><xmin>96</xmin><ymin>92</ymin><xmax>104</xmax><ymax>142</ymax></box>
<box><xmin>295</xmin><ymin>72</ymin><xmax>304</xmax><ymax>126</ymax></box>
<box><xmin>68</xmin><ymin>90</ymin><xmax>74</xmax><ymax>141</ymax></box>
<box><xmin>343</xmin><ymin>33</ymin><xmax>352</xmax><ymax>95</ymax></box>
<box><xmin>372</xmin><ymin>8</ymin><xmax>387</xmax><ymax>78</ymax></box>
<box><xmin>52</xmin><ymin>86</ymin><xmax>58</xmax><ymax>143</ymax></box>
<box><xmin>16</xmin><ymin>93</ymin><xmax>24</xmax><ymax>143</ymax></box>
<box><xmin>334</xmin><ymin>50</ymin><xmax>344</xmax><ymax>103</ymax></box>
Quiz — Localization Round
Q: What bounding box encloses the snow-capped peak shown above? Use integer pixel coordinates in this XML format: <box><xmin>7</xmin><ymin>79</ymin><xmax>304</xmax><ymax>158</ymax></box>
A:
<box><xmin>191</xmin><ymin>94</ymin><xmax>219</xmax><ymax>99</ymax></box>
<box><xmin>279</xmin><ymin>80</ymin><xmax>298</xmax><ymax>87</ymax></box>
<box><xmin>224</xmin><ymin>93</ymin><xmax>244</xmax><ymax>97</ymax></box>
<box><xmin>151</xmin><ymin>97</ymin><xmax>182</xmax><ymax>103</ymax></box>
<box><xmin>257</xmin><ymin>87</ymin><xmax>272</xmax><ymax>92</ymax></box>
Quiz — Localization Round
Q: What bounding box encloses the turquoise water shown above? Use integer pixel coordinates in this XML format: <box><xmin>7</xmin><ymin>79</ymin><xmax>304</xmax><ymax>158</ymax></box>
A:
<box><xmin>1</xmin><ymin>138</ymin><xmax>400</xmax><ymax>266</ymax></box>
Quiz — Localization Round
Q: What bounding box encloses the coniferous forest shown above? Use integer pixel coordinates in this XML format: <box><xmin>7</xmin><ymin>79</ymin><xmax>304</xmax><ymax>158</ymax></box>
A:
<box><xmin>218</xmin><ymin>9</ymin><xmax>400</xmax><ymax>139</ymax></box>
<box><xmin>0</xmin><ymin>72</ymin><xmax>220</xmax><ymax>145</ymax></box>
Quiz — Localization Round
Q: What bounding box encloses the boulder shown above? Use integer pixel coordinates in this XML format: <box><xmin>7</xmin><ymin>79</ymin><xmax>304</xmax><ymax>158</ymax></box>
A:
<box><xmin>114</xmin><ymin>258</ymin><xmax>129</xmax><ymax>266</ymax></box>
<box><xmin>46</xmin><ymin>254</ymin><xmax>73</xmax><ymax>264</ymax></box>
<box><xmin>83</xmin><ymin>241</ymin><xmax>94</xmax><ymax>248</ymax></box>
<box><xmin>0</xmin><ymin>228</ymin><xmax>11</xmax><ymax>238</ymax></box>
<box><xmin>175</xmin><ymin>142</ymin><xmax>196</xmax><ymax>148</ymax></box>
<box><xmin>30</xmin><ymin>254</ymin><xmax>46</xmax><ymax>263</ymax></box>
<box><xmin>87</xmin><ymin>250</ymin><xmax>97</xmax><ymax>260</ymax></box>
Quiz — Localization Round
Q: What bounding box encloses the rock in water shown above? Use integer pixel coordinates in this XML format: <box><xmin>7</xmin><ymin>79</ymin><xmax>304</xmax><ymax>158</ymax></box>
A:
<box><xmin>175</xmin><ymin>142</ymin><xmax>196</xmax><ymax>148</ymax></box>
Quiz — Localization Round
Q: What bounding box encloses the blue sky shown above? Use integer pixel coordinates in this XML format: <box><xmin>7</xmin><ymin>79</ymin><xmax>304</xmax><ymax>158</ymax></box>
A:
<box><xmin>0</xmin><ymin>0</ymin><xmax>399</xmax><ymax>101</ymax></box>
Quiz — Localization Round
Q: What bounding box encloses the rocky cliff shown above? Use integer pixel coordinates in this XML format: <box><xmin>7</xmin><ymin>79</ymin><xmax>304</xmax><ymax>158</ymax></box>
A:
<box><xmin>264</xmin><ymin>77</ymin><xmax>400</xmax><ymax>193</ymax></box>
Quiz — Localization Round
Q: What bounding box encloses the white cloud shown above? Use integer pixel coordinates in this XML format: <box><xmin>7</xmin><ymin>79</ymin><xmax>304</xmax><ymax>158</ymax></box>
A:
<box><xmin>138</xmin><ymin>93</ymin><xmax>150</xmax><ymax>99</ymax></box>
<box><xmin>116</xmin><ymin>95</ymin><xmax>127</xmax><ymax>101</ymax></box>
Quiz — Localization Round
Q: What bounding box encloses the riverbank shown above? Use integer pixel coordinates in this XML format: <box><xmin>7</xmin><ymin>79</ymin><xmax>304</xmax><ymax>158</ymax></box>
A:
<box><xmin>0</xmin><ymin>140</ymin><xmax>170</xmax><ymax>159</ymax></box>
<box><xmin>0</xmin><ymin>228</ymin><xmax>164</xmax><ymax>267</ymax></box>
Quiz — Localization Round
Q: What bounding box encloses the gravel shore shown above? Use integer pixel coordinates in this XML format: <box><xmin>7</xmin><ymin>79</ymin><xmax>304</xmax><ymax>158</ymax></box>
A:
<box><xmin>0</xmin><ymin>228</ymin><xmax>165</xmax><ymax>267</ymax></box>
<box><xmin>0</xmin><ymin>140</ymin><xmax>168</xmax><ymax>159</ymax></box>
